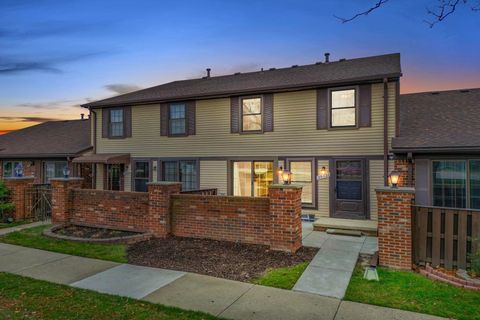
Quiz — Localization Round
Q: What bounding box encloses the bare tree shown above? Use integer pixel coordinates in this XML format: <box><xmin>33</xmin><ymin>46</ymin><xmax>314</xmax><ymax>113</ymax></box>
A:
<box><xmin>334</xmin><ymin>0</ymin><xmax>480</xmax><ymax>27</ymax></box>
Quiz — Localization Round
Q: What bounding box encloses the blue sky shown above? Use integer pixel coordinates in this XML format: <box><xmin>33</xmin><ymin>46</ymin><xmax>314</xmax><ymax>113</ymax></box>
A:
<box><xmin>1</xmin><ymin>0</ymin><xmax>479</xmax><ymax>132</ymax></box>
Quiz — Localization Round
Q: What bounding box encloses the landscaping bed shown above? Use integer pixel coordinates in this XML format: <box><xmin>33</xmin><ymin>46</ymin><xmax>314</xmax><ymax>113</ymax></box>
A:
<box><xmin>128</xmin><ymin>236</ymin><xmax>318</xmax><ymax>283</ymax></box>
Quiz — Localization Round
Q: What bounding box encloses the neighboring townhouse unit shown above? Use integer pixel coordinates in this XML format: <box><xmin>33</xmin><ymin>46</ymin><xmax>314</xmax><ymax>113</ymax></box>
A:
<box><xmin>0</xmin><ymin>119</ymin><xmax>93</xmax><ymax>187</ymax></box>
<box><xmin>392</xmin><ymin>88</ymin><xmax>480</xmax><ymax>210</ymax></box>
<box><xmin>78</xmin><ymin>53</ymin><xmax>401</xmax><ymax>230</ymax></box>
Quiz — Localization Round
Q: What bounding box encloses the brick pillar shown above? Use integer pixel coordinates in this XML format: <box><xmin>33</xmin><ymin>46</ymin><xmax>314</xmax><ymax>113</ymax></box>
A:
<box><xmin>3</xmin><ymin>177</ymin><xmax>35</xmax><ymax>220</ymax></box>
<box><xmin>394</xmin><ymin>160</ymin><xmax>415</xmax><ymax>187</ymax></box>
<box><xmin>376</xmin><ymin>186</ymin><xmax>415</xmax><ymax>269</ymax></box>
<box><xmin>50</xmin><ymin>178</ymin><xmax>84</xmax><ymax>224</ymax></box>
<box><xmin>147</xmin><ymin>182</ymin><xmax>181</xmax><ymax>237</ymax></box>
<box><xmin>268</xmin><ymin>184</ymin><xmax>303</xmax><ymax>253</ymax></box>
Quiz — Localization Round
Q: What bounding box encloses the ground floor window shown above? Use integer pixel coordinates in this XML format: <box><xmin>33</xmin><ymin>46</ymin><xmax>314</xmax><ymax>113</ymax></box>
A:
<box><xmin>2</xmin><ymin>161</ymin><xmax>21</xmax><ymax>177</ymax></box>
<box><xmin>289</xmin><ymin>160</ymin><xmax>314</xmax><ymax>205</ymax></box>
<box><xmin>432</xmin><ymin>160</ymin><xmax>480</xmax><ymax>209</ymax></box>
<box><xmin>44</xmin><ymin>161</ymin><xmax>68</xmax><ymax>182</ymax></box>
<box><xmin>233</xmin><ymin>161</ymin><xmax>273</xmax><ymax>197</ymax></box>
<box><xmin>161</xmin><ymin>160</ymin><xmax>198</xmax><ymax>191</ymax></box>
<box><xmin>106</xmin><ymin>164</ymin><xmax>124</xmax><ymax>191</ymax></box>
<box><xmin>133</xmin><ymin>161</ymin><xmax>149</xmax><ymax>192</ymax></box>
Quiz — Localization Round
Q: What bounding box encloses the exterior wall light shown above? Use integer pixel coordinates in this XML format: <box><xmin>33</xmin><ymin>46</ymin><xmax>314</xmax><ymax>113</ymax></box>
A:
<box><xmin>389</xmin><ymin>170</ymin><xmax>400</xmax><ymax>188</ymax></box>
<box><xmin>318</xmin><ymin>166</ymin><xmax>330</xmax><ymax>180</ymax></box>
<box><xmin>282</xmin><ymin>169</ymin><xmax>292</xmax><ymax>185</ymax></box>
<box><xmin>63</xmin><ymin>166</ymin><xmax>71</xmax><ymax>178</ymax></box>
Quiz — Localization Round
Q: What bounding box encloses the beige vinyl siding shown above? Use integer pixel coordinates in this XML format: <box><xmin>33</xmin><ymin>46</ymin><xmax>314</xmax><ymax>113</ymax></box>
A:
<box><xmin>316</xmin><ymin>160</ymin><xmax>330</xmax><ymax>218</ymax></box>
<box><xmin>199</xmin><ymin>160</ymin><xmax>228</xmax><ymax>195</ymax></box>
<box><xmin>94</xmin><ymin>82</ymin><xmax>395</xmax><ymax>158</ymax></box>
<box><xmin>95</xmin><ymin>164</ymin><xmax>103</xmax><ymax>190</ymax></box>
<box><xmin>369</xmin><ymin>160</ymin><xmax>385</xmax><ymax>221</ymax></box>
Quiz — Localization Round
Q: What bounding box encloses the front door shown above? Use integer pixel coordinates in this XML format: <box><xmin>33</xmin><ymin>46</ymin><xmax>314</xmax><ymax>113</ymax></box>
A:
<box><xmin>332</xmin><ymin>159</ymin><xmax>367</xmax><ymax>219</ymax></box>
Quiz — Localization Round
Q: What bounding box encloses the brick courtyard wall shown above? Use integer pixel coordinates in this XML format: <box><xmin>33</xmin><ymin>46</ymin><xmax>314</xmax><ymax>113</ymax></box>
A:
<box><xmin>394</xmin><ymin>159</ymin><xmax>415</xmax><ymax>187</ymax></box>
<box><xmin>50</xmin><ymin>180</ymin><xmax>303</xmax><ymax>252</ymax></box>
<box><xmin>3</xmin><ymin>177</ymin><xmax>35</xmax><ymax>220</ymax></box>
<box><xmin>376</xmin><ymin>186</ymin><xmax>415</xmax><ymax>270</ymax></box>
<box><xmin>171</xmin><ymin>194</ymin><xmax>271</xmax><ymax>245</ymax></box>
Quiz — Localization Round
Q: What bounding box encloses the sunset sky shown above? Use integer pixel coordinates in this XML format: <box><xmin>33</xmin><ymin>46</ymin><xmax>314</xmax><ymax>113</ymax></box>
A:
<box><xmin>1</xmin><ymin>0</ymin><xmax>479</xmax><ymax>133</ymax></box>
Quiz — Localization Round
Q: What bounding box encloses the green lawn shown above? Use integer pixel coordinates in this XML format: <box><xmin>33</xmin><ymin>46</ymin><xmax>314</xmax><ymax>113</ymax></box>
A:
<box><xmin>345</xmin><ymin>266</ymin><xmax>480</xmax><ymax>320</ymax></box>
<box><xmin>0</xmin><ymin>220</ymin><xmax>28</xmax><ymax>229</ymax></box>
<box><xmin>253</xmin><ymin>262</ymin><xmax>309</xmax><ymax>289</ymax></box>
<box><xmin>0</xmin><ymin>225</ymin><xmax>127</xmax><ymax>263</ymax></box>
<box><xmin>0</xmin><ymin>272</ymin><xmax>220</xmax><ymax>320</ymax></box>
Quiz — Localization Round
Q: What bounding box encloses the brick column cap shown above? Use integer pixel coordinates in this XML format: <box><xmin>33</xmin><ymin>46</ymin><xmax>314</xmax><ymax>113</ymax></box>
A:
<box><xmin>3</xmin><ymin>176</ymin><xmax>35</xmax><ymax>181</ymax></box>
<box><xmin>50</xmin><ymin>177</ymin><xmax>84</xmax><ymax>182</ymax></box>
<box><xmin>268</xmin><ymin>184</ymin><xmax>303</xmax><ymax>190</ymax></box>
<box><xmin>147</xmin><ymin>181</ymin><xmax>182</xmax><ymax>186</ymax></box>
<box><xmin>375</xmin><ymin>186</ymin><xmax>415</xmax><ymax>194</ymax></box>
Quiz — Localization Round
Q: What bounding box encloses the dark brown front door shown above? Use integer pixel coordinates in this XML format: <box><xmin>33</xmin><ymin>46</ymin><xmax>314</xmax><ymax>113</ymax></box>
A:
<box><xmin>332</xmin><ymin>159</ymin><xmax>367</xmax><ymax>219</ymax></box>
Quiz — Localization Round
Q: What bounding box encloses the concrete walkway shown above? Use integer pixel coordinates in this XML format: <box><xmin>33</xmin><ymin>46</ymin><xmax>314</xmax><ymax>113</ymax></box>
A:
<box><xmin>297</xmin><ymin>222</ymin><xmax>378</xmax><ymax>298</ymax></box>
<box><xmin>0</xmin><ymin>220</ymin><xmax>50</xmax><ymax>236</ymax></box>
<box><xmin>0</xmin><ymin>242</ymin><xmax>446</xmax><ymax>320</ymax></box>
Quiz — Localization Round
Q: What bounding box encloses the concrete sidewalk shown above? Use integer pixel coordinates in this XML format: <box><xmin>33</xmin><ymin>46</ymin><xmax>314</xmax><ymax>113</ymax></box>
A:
<box><xmin>0</xmin><ymin>220</ymin><xmax>50</xmax><ymax>236</ymax></box>
<box><xmin>0</xmin><ymin>242</ymin><xmax>447</xmax><ymax>320</ymax></box>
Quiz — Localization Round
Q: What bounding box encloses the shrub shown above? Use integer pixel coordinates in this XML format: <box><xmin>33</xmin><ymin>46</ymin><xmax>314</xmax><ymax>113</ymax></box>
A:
<box><xmin>0</xmin><ymin>180</ymin><xmax>15</xmax><ymax>221</ymax></box>
<box><xmin>470</xmin><ymin>240</ymin><xmax>480</xmax><ymax>277</ymax></box>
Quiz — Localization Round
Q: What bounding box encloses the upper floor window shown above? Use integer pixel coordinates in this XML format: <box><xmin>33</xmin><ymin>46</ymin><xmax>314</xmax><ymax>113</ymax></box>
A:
<box><xmin>241</xmin><ymin>97</ymin><xmax>262</xmax><ymax>132</ymax></box>
<box><xmin>331</xmin><ymin>89</ymin><xmax>356</xmax><ymax>127</ymax></box>
<box><xmin>109</xmin><ymin>109</ymin><xmax>124</xmax><ymax>137</ymax></box>
<box><xmin>169</xmin><ymin>103</ymin><xmax>186</xmax><ymax>135</ymax></box>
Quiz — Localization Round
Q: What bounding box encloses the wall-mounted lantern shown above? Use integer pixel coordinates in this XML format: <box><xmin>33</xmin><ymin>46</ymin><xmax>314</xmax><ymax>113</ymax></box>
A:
<box><xmin>63</xmin><ymin>166</ymin><xmax>71</xmax><ymax>179</ymax></box>
<box><xmin>317</xmin><ymin>166</ymin><xmax>330</xmax><ymax>180</ymax></box>
<box><xmin>389</xmin><ymin>170</ymin><xmax>400</xmax><ymax>188</ymax></box>
<box><xmin>282</xmin><ymin>169</ymin><xmax>292</xmax><ymax>185</ymax></box>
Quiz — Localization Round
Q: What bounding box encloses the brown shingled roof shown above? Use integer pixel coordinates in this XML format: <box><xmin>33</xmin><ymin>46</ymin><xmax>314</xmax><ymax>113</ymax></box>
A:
<box><xmin>392</xmin><ymin>88</ymin><xmax>480</xmax><ymax>152</ymax></box>
<box><xmin>83</xmin><ymin>53</ymin><xmax>401</xmax><ymax>108</ymax></box>
<box><xmin>0</xmin><ymin>119</ymin><xmax>91</xmax><ymax>158</ymax></box>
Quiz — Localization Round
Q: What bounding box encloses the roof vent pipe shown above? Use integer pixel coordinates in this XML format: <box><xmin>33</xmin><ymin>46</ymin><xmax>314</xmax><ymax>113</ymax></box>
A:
<box><xmin>81</xmin><ymin>113</ymin><xmax>85</xmax><ymax>120</ymax></box>
<box><xmin>324</xmin><ymin>52</ymin><xmax>330</xmax><ymax>63</ymax></box>
<box><xmin>206</xmin><ymin>68</ymin><xmax>211</xmax><ymax>78</ymax></box>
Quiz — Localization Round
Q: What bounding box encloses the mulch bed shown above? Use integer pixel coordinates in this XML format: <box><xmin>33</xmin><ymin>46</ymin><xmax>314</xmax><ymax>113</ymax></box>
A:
<box><xmin>127</xmin><ymin>236</ymin><xmax>318</xmax><ymax>282</ymax></box>
<box><xmin>54</xmin><ymin>225</ymin><xmax>139</xmax><ymax>239</ymax></box>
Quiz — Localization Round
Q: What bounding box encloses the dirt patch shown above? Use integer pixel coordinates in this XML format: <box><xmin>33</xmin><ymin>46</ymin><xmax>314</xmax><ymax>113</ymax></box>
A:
<box><xmin>127</xmin><ymin>236</ymin><xmax>318</xmax><ymax>282</ymax></box>
<box><xmin>54</xmin><ymin>225</ymin><xmax>139</xmax><ymax>239</ymax></box>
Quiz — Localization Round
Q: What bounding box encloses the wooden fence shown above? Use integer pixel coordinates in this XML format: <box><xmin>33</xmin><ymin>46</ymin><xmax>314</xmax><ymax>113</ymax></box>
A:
<box><xmin>413</xmin><ymin>205</ymin><xmax>480</xmax><ymax>269</ymax></box>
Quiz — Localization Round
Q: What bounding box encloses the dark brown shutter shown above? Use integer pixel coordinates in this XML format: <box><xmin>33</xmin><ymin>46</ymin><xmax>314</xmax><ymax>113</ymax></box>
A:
<box><xmin>263</xmin><ymin>94</ymin><xmax>274</xmax><ymax>132</ymax></box>
<box><xmin>316</xmin><ymin>88</ymin><xmax>328</xmax><ymax>129</ymax></box>
<box><xmin>359</xmin><ymin>84</ymin><xmax>372</xmax><ymax>127</ymax></box>
<box><xmin>230</xmin><ymin>97</ymin><xmax>240</xmax><ymax>133</ymax></box>
<box><xmin>124</xmin><ymin>106</ymin><xmax>132</xmax><ymax>137</ymax></box>
<box><xmin>102</xmin><ymin>108</ymin><xmax>109</xmax><ymax>138</ymax></box>
<box><xmin>415</xmin><ymin>159</ymin><xmax>430</xmax><ymax>206</ymax></box>
<box><xmin>160</xmin><ymin>103</ymin><xmax>169</xmax><ymax>136</ymax></box>
<box><xmin>187</xmin><ymin>101</ymin><xmax>196</xmax><ymax>135</ymax></box>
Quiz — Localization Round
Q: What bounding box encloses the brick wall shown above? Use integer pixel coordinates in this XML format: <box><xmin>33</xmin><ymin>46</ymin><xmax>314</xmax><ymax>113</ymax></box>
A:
<box><xmin>376</xmin><ymin>187</ymin><xmax>415</xmax><ymax>270</ymax></box>
<box><xmin>171</xmin><ymin>194</ymin><xmax>271</xmax><ymax>245</ymax></box>
<box><xmin>51</xmin><ymin>180</ymin><xmax>303</xmax><ymax>252</ymax></box>
<box><xmin>394</xmin><ymin>160</ymin><xmax>415</xmax><ymax>187</ymax></box>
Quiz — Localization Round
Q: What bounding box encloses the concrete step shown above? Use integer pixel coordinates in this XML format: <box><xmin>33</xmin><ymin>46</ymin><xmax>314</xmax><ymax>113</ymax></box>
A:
<box><xmin>313</xmin><ymin>217</ymin><xmax>377</xmax><ymax>237</ymax></box>
<box><xmin>326</xmin><ymin>229</ymin><xmax>363</xmax><ymax>237</ymax></box>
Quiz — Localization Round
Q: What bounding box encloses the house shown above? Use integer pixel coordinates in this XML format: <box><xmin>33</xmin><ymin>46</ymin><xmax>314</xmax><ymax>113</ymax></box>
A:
<box><xmin>0</xmin><ymin>119</ymin><xmax>93</xmax><ymax>187</ymax></box>
<box><xmin>392</xmin><ymin>88</ymin><xmax>480</xmax><ymax>210</ymax></box>
<box><xmin>77</xmin><ymin>53</ymin><xmax>401</xmax><ymax>233</ymax></box>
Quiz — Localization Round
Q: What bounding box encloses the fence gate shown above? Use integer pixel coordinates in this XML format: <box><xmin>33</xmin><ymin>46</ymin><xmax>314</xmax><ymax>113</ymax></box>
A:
<box><xmin>25</xmin><ymin>184</ymin><xmax>52</xmax><ymax>221</ymax></box>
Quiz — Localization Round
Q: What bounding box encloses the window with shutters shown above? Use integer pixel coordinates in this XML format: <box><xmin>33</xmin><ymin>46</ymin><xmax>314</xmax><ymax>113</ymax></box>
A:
<box><xmin>241</xmin><ymin>97</ymin><xmax>262</xmax><ymax>132</ymax></box>
<box><xmin>169</xmin><ymin>103</ymin><xmax>186</xmax><ymax>135</ymax></box>
<box><xmin>109</xmin><ymin>108</ymin><xmax>124</xmax><ymax>137</ymax></box>
<box><xmin>330</xmin><ymin>89</ymin><xmax>356</xmax><ymax>127</ymax></box>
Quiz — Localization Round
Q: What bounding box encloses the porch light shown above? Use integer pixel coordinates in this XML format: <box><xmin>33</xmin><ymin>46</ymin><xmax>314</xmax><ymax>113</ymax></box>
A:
<box><xmin>282</xmin><ymin>169</ymin><xmax>292</xmax><ymax>185</ymax></box>
<box><xmin>63</xmin><ymin>166</ymin><xmax>71</xmax><ymax>178</ymax></box>
<box><xmin>389</xmin><ymin>170</ymin><xmax>400</xmax><ymax>188</ymax></box>
<box><xmin>14</xmin><ymin>163</ymin><xmax>24</xmax><ymax>177</ymax></box>
<box><xmin>318</xmin><ymin>166</ymin><xmax>330</xmax><ymax>180</ymax></box>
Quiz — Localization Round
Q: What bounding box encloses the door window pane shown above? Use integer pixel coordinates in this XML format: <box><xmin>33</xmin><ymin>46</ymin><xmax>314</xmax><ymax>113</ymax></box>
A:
<box><xmin>107</xmin><ymin>164</ymin><xmax>123</xmax><ymax>191</ymax></box>
<box><xmin>336</xmin><ymin>160</ymin><xmax>362</xmax><ymax>200</ymax></box>
<box><xmin>471</xmin><ymin>160</ymin><xmax>480</xmax><ymax>209</ymax></box>
<box><xmin>163</xmin><ymin>161</ymin><xmax>178</xmax><ymax>182</ymax></box>
<box><xmin>233</xmin><ymin>162</ymin><xmax>252</xmax><ymax>196</ymax></box>
<box><xmin>253</xmin><ymin>162</ymin><xmax>273</xmax><ymax>197</ymax></box>
<box><xmin>179</xmin><ymin>161</ymin><xmax>197</xmax><ymax>191</ymax></box>
<box><xmin>134</xmin><ymin>161</ymin><xmax>149</xmax><ymax>192</ymax></box>
<box><xmin>432</xmin><ymin>161</ymin><xmax>466</xmax><ymax>208</ymax></box>
<box><xmin>290</xmin><ymin>161</ymin><xmax>313</xmax><ymax>204</ymax></box>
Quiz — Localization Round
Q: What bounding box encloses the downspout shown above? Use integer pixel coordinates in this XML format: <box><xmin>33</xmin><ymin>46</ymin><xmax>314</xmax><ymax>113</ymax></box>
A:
<box><xmin>383</xmin><ymin>78</ymin><xmax>389</xmax><ymax>186</ymax></box>
<box><xmin>89</xmin><ymin>108</ymin><xmax>97</xmax><ymax>189</ymax></box>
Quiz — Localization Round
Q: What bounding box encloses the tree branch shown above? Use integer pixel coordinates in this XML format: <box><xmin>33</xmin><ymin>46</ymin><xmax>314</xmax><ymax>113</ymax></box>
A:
<box><xmin>334</xmin><ymin>0</ymin><xmax>389</xmax><ymax>23</ymax></box>
<box><xmin>424</xmin><ymin>0</ymin><xmax>467</xmax><ymax>27</ymax></box>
